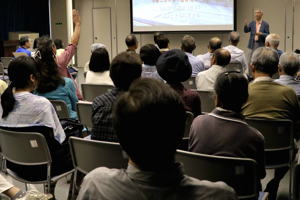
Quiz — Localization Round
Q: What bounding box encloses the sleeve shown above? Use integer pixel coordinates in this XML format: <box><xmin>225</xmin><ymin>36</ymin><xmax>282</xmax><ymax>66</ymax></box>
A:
<box><xmin>57</xmin><ymin>44</ymin><xmax>77</xmax><ymax>72</ymax></box>
<box><xmin>262</xmin><ymin>22</ymin><xmax>270</xmax><ymax>38</ymax></box>
<box><xmin>40</xmin><ymin>100</ymin><xmax>66</xmax><ymax>144</ymax></box>
<box><xmin>244</xmin><ymin>22</ymin><xmax>251</xmax><ymax>33</ymax></box>
<box><xmin>241</xmin><ymin>52</ymin><xmax>248</xmax><ymax>72</ymax></box>
<box><xmin>66</xmin><ymin>79</ymin><xmax>79</xmax><ymax>112</ymax></box>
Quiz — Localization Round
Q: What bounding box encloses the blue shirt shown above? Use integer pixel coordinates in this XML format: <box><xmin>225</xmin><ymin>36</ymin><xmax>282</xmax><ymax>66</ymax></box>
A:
<box><xmin>15</xmin><ymin>47</ymin><xmax>31</xmax><ymax>57</ymax></box>
<box><xmin>185</xmin><ymin>52</ymin><xmax>205</xmax><ymax>76</ymax></box>
<box><xmin>276</xmin><ymin>49</ymin><xmax>284</xmax><ymax>58</ymax></box>
<box><xmin>275</xmin><ymin>75</ymin><xmax>300</xmax><ymax>96</ymax></box>
<box><xmin>36</xmin><ymin>77</ymin><xmax>79</xmax><ymax>119</ymax></box>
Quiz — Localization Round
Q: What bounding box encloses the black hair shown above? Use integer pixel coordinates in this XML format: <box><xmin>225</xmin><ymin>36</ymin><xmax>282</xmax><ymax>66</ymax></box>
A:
<box><xmin>214</xmin><ymin>72</ymin><xmax>249</xmax><ymax>112</ymax></box>
<box><xmin>1</xmin><ymin>56</ymin><xmax>39</xmax><ymax>118</ymax></box>
<box><xmin>213</xmin><ymin>49</ymin><xmax>231</xmax><ymax>66</ymax></box>
<box><xmin>35</xmin><ymin>38</ymin><xmax>65</xmax><ymax>93</ymax></box>
<box><xmin>125</xmin><ymin>34</ymin><xmax>138</xmax><ymax>47</ymax></box>
<box><xmin>154</xmin><ymin>32</ymin><xmax>164</xmax><ymax>43</ymax></box>
<box><xmin>109</xmin><ymin>52</ymin><xmax>142</xmax><ymax>90</ymax></box>
<box><xmin>156</xmin><ymin>36</ymin><xmax>169</xmax><ymax>49</ymax></box>
<box><xmin>208</xmin><ymin>37</ymin><xmax>222</xmax><ymax>51</ymax></box>
<box><xmin>54</xmin><ymin>39</ymin><xmax>63</xmax><ymax>49</ymax></box>
<box><xmin>181</xmin><ymin>35</ymin><xmax>196</xmax><ymax>53</ymax></box>
<box><xmin>139</xmin><ymin>44</ymin><xmax>161</xmax><ymax>65</ymax></box>
<box><xmin>112</xmin><ymin>78</ymin><xmax>186</xmax><ymax>171</ymax></box>
<box><xmin>20</xmin><ymin>36</ymin><xmax>30</xmax><ymax>46</ymax></box>
<box><xmin>88</xmin><ymin>48</ymin><xmax>110</xmax><ymax>72</ymax></box>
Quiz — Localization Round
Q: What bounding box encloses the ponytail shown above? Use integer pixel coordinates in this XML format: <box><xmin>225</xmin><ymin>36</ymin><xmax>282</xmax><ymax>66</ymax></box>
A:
<box><xmin>1</xmin><ymin>81</ymin><xmax>16</xmax><ymax>118</ymax></box>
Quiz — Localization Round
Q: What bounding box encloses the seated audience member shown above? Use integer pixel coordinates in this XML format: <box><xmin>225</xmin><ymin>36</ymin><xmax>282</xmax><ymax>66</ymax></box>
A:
<box><xmin>156</xmin><ymin>35</ymin><xmax>170</xmax><ymax>54</ymax></box>
<box><xmin>197</xmin><ymin>37</ymin><xmax>222</xmax><ymax>69</ymax></box>
<box><xmin>265</xmin><ymin>33</ymin><xmax>284</xmax><ymax>57</ymax></box>
<box><xmin>196</xmin><ymin>49</ymin><xmax>231</xmax><ymax>90</ymax></box>
<box><xmin>241</xmin><ymin>47</ymin><xmax>300</xmax><ymax>200</ymax></box>
<box><xmin>181</xmin><ymin>35</ymin><xmax>205</xmax><ymax>76</ymax></box>
<box><xmin>275</xmin><ymin>52</ymin><xmax>300</xmax><ymax>96</ymax></box>
<box><xmin>189</xmin><ymin>72</ymin><xmax>266</xmax><ymax>182</ymax></box>
<box><xmin>37</xmin><ymin>9</ymin><xmax>83</xmax><ymax>100</ymax></box>
<box><xmin>91</xmin><ymin>52</ymin><xmax>142</xmax><ymax>142</ymax></box>
<box><xmin>85</xmin><ymin>48</ymin><xmax>114</xmax><ymax>85</ymax></box>
<box><xmin>139</xmin><ymin>44</ymin><xmax>163</xmax><ymax>80</ymax></box>
<box><xmin>77</xmin><ymin>78</ymin><xmax>238</xmax><ymax>200</ymax></box>
<box><xmin>35</xmin><ymin>41</ymin><xmax>79</xmax><ymax>119</ymax></box>
<box><xmin>125</xmin><ymin>34</ymin><xmax>139</xmax><ymax>53</ymax></box>
<box><xmin>54</xmin><ymin>38</ymin><xmax>77</xmax><ymax>80</ymax></box>
<box><xmin>84</xmin><ymin>43</ymin><xmax>106</xmax><ymax>73</ymax></box>
<box><xmin>15</xmin><ymin>36</ymin><xmax>32</xmax><ymax>57</ymax></box>
<box><xmin>157</xmin><ymin>49</ymin><xmax>201</xmax><ymax>117</ymax></box>
<box><xmin>0</xmin><ymin>174</ymin><xmax>52</xmax><ymax>199</ymax></box>
<box><xmin>223</xmin><ymin>31</ymin><xmax>248</xmax><ymax>76</ymax></box>
<box><xmin>154</xmin><ymin>31</ymin><xmax>164</xmax><ymax>49</ymax></box>
<box><xmin>0</xmin><ymin>56</ymin><xmax>73</xmax><ymax>198</ymax></box>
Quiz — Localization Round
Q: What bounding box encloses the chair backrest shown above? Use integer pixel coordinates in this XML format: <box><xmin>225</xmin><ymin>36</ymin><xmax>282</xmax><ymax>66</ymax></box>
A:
<box><xmin>49</xmin><ymin>99</ymin><xmax>70</xmax><ymax>118</ymax></box>
<box><xmin>69</xmin><ymin>137</ymin><xmax>128</xmax><ymax>174</ymax></box>
<box><xmin>225</xmin><ymin>62</ymin><xmax>243</xmax><ymax>72</ymax></box>
<box><xmin>196</xmin><ymin>90</ymin><xmax>215</xmax><ymax>113</ymax></box>
<box><xmin>76</xmin><ymin>101</ymin><xmax>93</xmax><ymax>129</ymax></box>
<box><xmin>181</xmin><ymin>76</ymin><xmax>196</xmax><ymax>90</ymax></box>
<box><xmin>0</xmin><ymin>62</ymin><xmax>9</xmax><ymax>82</ymax></box>
<box><xmin>0</xmin><ymin>57</ymin><xmax>13</xmax><ymax>68</ymax></box>
<box><xmin>175</xmin><ymin>150</ymin><xmax>258</xmax><ymax>199</ymax></box>
<box><xmin>0</xmin><ymin>128</ymin><xmax>51</xmax><ymax>166</ymax></box>
<box><xmin>245</xmin><ymin>118</ymin><xmax>293</xmax><ymax>166</ymax></box>
<box><xmin>293</xmin><ymin>163</ymin><xmax>300</xmax><ymax>200</ymax></box>
<box><xmin>184</xmin><ymin>111</ymin><xmax>194</xmax><ymax>138</ymax></box>
<box><xmin>81</xmin><ymin>84</ymin><xmax>115</xmax><ymax>102</ymax></box>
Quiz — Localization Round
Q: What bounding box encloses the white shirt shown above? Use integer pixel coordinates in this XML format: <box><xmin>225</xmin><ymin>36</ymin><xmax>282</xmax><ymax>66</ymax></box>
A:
<box><xmin>85</xmin><ymin>70</ymin><xmax>114</xmax><ymax>85</ymax></box>
<box><xmin>196</xmin><ymin>65</ymin><xmax>225</xmax><ymax>91</ymax></box>
<box><xmin>223</xmin><ymin>45</ymin><xmax>247</xmax><ymax>74</ymax></box>
<box><xmin>196</xmin><ymin>52</ymin><xmax>212</xmax><ymax>70</ymax></box>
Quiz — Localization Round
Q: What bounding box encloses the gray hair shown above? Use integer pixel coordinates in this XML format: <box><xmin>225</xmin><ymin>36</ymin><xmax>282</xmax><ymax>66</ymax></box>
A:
<box><xmin>266</xmin><ymin>34</ymin><xmax>280</xmax><ymax>48</ymax></box>
<box><xmin>229</xmin><ymin>31</ymin><xmax>240</xmax><ymax>44</ymax></box>
<box><xmin>91</xmin><ymin>43</ymin><xmax>106</xmax><ymax>52</ymax></box>
<box><xmin>279</xmin><ymin>52</ymin><xmax>300</xmax><ymax>76</ymax></box>
<box><xmin>254</xmin><ymin>9</ymin><xmax>263</xmax><ymax>13</ymax></box>
<box><xmin>251</xmin><ymin>47</ymin><xmax>279</xmax><ymax>76</ymax></box>
<box><xmin>181</xmin><ymin>35</ymin><xmax>196</xmax><ymax>53</ymax></box>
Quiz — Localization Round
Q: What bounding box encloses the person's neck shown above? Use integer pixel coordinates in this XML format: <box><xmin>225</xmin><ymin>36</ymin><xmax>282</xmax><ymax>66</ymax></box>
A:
<box><xmin>256</xmin><ymin>18</ymin><xmax>262</xmax><ymax>23</ymax></box>
<box><xmin>129</xmin><ymin>158</ymin><xmax>176</xmax><ymax>173</ymax></box>
<box><xmin>127</xmin><ymin>47</ymin><xmax>136</xmax><ymax>51</ymax></box>
<box><xmin>208</xmin><ymin>49</ymin><xmax>214</xmax><ymax>53</ymax></box>
<box><xmin>230</xmin><ymin>43</ymin><xmax>237</xmax><ymax>47</ymax></box>
<box><xmin>22</xmin><ymin>46</ymin><xmax>28</xmax><ymax>49</ymax></box>
<box><xmin>254</xmin><ymin>72</ymin><xmax>271</xmax><ymax>79</ymax></box>
<box><xmin>14</xmin><ymin>87</ymin><xmax>32</xmax><ymax>93</ymax></box>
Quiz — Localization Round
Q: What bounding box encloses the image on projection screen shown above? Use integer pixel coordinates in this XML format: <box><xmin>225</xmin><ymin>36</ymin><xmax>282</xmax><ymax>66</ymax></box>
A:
<box><xmin>132</xmin><ymin>0</ymin><xmax>234</xmax><ymax>32</ymax></box>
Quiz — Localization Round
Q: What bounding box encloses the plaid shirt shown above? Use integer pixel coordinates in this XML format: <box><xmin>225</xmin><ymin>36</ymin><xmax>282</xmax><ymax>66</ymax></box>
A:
<box><xmin>91</xmin><ymin>88</ymin><xmax>123</xmax><ymax>142</ymax></box>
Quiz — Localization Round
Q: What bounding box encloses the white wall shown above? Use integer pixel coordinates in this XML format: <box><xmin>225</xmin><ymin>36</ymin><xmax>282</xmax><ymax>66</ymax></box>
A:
<box><xmin>63</xmin><ymin>0</ymin><xmax>297</xmax><ymax>67</ymax></box>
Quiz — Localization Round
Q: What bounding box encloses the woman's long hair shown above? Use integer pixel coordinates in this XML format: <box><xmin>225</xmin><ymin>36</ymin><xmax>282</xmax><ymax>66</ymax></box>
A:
<box><xmin>35</xmin><ymin>38</ymin><xmax>65</xmax><ymax>93</ymax></box>
<box><xmin>1</xmin><ymin>56</ymin><xmax>39</xmax><ymax>118</ymax></box>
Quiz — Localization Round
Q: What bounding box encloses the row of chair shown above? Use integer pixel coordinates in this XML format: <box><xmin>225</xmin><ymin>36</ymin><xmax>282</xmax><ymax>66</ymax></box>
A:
<box><xmin>0</xmin><ymin>117</ymin><xmax>297</xmax><ymax>199</ymax></box>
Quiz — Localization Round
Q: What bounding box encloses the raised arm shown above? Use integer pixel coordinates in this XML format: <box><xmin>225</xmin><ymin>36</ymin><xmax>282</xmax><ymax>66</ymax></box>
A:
<box><xmin>243</xmin><ymin>19</ymin><xmax>251</xmax><ymax>33</ymax></box>
<box><xmin>71</xmin><ymin>9</ymin><xmax>81</xmax><ymax>45</ymax></box>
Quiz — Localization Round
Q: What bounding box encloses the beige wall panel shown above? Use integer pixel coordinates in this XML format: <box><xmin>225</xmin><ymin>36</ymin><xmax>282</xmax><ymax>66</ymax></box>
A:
<box><xmin>50</xmin><ymin>0</ymin><xmax>68</xmax><ymax>46</ymax></box>
<box><xmin>74</xmin><ymin>0</ymin><xmax>93</xmax><ymax>67</ymax></box>
<box><xmin>293</xmin><ymin>1</ymin><xmax>300</xmax><ymax>51</ymax></box>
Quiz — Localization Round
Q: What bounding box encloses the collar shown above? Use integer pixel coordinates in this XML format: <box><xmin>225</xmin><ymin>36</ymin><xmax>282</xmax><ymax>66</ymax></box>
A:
<box><xmin>256</xmin><ymin>19</ymin><xmax>262</xmax><ymax>25</ymax></box>
<box><xmin>253</xmin><ymin>76</ymin><xmax>273</xmax><ymax>83</ymax></box>
<box><xmin>143</xmin><ymin>64</ymin><xmax>155</xmax><ymax>68</ymax></box>
<box><xmin>279</xmin><ymin>75</ymin><xmax>296</xmax><ymax>81</ymax></box>
<box><xmin>160</xmin><ymin>48</ymin><xmax>169</xmax><ymax>52</ymax></box>
<box><xmin>209</xmin><ymin>108</ymin><xmax>247</xmax><ymax>124</ymax></box>
<box><xmin>210</xmin><ymin>64</ymin><xmax>224</xmax><ymax>70</ymax></box>
<box><xmin>127</xmin><ymin>163</ymin><xmax>185</xmax><ymax>185</ymax></box>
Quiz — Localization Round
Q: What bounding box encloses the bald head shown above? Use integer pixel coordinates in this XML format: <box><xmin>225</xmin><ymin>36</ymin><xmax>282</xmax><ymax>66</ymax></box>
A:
<box><xmin>208</xmin><ymin>37</ymin><xmax>222</xmax><ymax>52</ymax></box>
<box><xmin>228</xmin><ymin>31</ymin><xmax>240</xmax><ymax>46</ymax></box>
<box><xmin>212</xmin><ymin>49</ymin><xmax>231</xmax><ymax>66</ymax></box>
<box><xmin>265</xmin><ymin>33</ymin><xmax>280</xmax><ymax>49</ymax></box>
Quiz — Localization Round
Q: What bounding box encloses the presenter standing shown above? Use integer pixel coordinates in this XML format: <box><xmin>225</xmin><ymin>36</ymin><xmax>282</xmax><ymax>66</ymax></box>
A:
<box><xmin>244</xmin><ymin>9</ymin><xmax>269</xmax><ymax>75</ymax></box>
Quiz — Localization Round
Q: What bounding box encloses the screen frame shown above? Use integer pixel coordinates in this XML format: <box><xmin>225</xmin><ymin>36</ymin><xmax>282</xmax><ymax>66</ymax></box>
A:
<box><xmin>130</xmin><ymin>0</ymin><xmax>237</xmax><ymax>34</ymax></box>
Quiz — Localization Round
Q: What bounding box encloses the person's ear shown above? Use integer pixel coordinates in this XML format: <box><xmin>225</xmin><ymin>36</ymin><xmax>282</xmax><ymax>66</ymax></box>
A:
<box><xmin>251</xmin><ymin>63</ymin><xmax>255</xmax><ymax>74</ymax></box>
<box><xmin>278</xmin><ymin>65</ymin><xmax>282</xmax><ymax>72</ymax></box>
